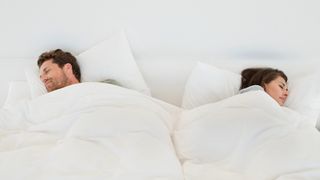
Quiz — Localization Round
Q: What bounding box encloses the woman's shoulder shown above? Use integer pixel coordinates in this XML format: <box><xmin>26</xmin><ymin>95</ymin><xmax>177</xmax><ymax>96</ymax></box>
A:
<box><xmin>239</xmin><ymin>85</ymin><xmax>264</xmax><ymax>94</ymax></box>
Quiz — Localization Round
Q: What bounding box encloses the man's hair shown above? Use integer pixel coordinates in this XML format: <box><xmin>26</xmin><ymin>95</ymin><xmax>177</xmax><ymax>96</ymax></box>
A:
<box><xmin>37</xmin><ymin>49</ymin><xmax>81</xmax><ymax>82</ymax></box>
<box><xmin>240</xmin><ymin>67</ymin><xmax>287</xmax><ymax>90</ymax></box>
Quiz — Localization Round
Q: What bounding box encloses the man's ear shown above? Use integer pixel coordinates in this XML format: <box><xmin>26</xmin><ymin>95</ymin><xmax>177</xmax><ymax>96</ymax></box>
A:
<box><xmin>63</xmin><ymin>63</ymin><xmax>73</xmax><ymax>72</ymax></box>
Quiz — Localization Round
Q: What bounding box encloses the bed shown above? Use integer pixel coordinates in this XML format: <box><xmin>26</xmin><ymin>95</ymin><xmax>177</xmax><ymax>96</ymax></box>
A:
<box><xmin>1</xmin><ymin>0</ymin><xmax>320</xmax><ymax>179</ymax></box>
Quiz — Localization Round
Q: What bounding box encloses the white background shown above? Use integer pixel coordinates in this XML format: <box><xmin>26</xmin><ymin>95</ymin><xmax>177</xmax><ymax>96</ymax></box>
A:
<box><xmin>0</xmin><ymin>0</ymin><xmax>319</xmax><ymax>60</ymax></box>
<box><xmin>0</xmin><ymin>0</ymin><xmax>319</xmax><ymax>106</ymax></box>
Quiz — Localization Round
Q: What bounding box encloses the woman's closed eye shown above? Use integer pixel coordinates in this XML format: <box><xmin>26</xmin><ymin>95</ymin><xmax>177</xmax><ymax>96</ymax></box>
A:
<box><xmin>279</xmin><ymin>85</ymin><xmax>284</xmax><ymax>89</ymax></box>
<box><xmin>279</xmin><ymin>84</ymin><xmax>288</xmax><ymax>92</ymax></box>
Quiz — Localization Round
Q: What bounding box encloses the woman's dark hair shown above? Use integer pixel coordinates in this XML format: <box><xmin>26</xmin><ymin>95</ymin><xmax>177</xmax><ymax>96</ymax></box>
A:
<box><xmin>240</xmin><ymin>67</ymin><xmax>287</xmax><ymax>90</ymax></box>
<box><xmin>37</xmin><ymin>49</ymin><xmax>81</xmax><ymax>82</ymax></box>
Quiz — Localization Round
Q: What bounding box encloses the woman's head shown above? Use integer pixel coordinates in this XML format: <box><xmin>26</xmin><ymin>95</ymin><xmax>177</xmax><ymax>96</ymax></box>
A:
<box><xmin>240</xmin><ymin>67</ymin><xmax>288</xmax><ymax>105</ymax></box>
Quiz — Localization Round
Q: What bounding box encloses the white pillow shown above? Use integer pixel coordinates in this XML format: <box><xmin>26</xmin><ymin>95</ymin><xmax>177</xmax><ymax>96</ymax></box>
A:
<box><xmin>182</xmin><ymin>62</ymin><xmax>241</xmax><ymax>109</ymax></box>
<box><xmin>25</xmin><ymin>30</ymin><xmax>150</xmax><ymax>98</ymax></box>
<box><xmin>3</xmin><ymin>81</ymin><xmax>30</xmax><ymax>108</ymax></box>
<box><xmin>284</xmin><ymin>72</ymin><xmax>320</xmax><ymax>124</ymax></box>
<box><xmin>182</xmin><ymin>62</ymin><xmax>320</xmax><ymax>125</ymax></box>
<box><xmin>25</xmin><ymin>66</ymin><xmax>47</xmax><ymax>98</ymax></box>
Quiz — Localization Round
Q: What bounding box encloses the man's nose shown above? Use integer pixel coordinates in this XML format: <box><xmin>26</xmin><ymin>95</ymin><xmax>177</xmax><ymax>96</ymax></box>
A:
<box><xmin>40</xmin><ymin>75</ymin><xmax>47</xmax><ymax>82</ymax></box>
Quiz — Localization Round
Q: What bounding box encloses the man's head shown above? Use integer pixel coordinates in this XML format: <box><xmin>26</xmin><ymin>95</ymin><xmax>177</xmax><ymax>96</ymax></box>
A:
<box><xmin>38</xmin><ymin>49</ymin><xmax>81</xmax><ymax>92</ymax></box>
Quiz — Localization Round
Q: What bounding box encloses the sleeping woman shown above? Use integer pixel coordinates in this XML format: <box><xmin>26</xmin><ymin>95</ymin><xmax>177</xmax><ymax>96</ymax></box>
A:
<box><xmin>239</xmin><ymin>67</ymin><xmax>289</xmax><ymax>106</ymax></box>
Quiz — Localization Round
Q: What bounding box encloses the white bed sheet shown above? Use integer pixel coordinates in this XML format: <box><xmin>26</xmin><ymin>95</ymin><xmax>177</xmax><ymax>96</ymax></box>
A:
<box><xmin>174</xmin><ymin>90</ymin><xmax>320</xmax><ymax>180</ymax></box>
<box><xmin>0</xmin><ymin>82</ymin><xmax>183</xmax><ymax>180</ymax></box>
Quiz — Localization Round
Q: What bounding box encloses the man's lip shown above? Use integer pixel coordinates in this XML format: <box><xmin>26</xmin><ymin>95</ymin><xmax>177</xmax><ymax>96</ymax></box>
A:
<box><xmin>45</xmin><ymin>81</ymin><xmax>51</xmax><ymax>86</ymax></box>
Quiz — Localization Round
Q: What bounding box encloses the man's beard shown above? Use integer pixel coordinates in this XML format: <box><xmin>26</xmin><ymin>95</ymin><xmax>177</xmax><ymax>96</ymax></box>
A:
<box><xmin>46</xmin><ymin>74</ymin><xmax>70</xmax><ymax>92</ymax></box>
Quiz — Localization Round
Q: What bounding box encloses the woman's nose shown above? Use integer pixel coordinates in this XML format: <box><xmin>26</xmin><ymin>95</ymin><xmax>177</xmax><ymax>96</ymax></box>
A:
<box><xmin>283</xmin><ymin>89</ymin><xmax>288</xmax><ymax>96</ymax></box>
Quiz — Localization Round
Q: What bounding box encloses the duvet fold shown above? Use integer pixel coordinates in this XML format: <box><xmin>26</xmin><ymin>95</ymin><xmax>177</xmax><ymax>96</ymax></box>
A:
<box><xmin>174</xmin><ymin>91</ymin><xmax>320</xmax><ymax>180</ymax></box>
<box><xmin>0</xmin><ymin>82</ymin><xmax>183</xmax><ymax>180</ymax></box>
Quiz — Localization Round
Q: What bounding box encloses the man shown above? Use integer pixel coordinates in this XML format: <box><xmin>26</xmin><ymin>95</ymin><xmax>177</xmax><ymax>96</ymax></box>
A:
<box><xmin>38</xmin><ymin>49</ymin><xmax>81</xmax><ymax>92</ymax></box>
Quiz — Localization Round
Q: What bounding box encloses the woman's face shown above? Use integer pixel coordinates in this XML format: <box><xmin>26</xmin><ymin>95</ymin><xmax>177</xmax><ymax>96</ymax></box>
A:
<box><xmin>264</xmin><ymin>76</ymin><xmax>288</xmax><ymax>106</ymax></box>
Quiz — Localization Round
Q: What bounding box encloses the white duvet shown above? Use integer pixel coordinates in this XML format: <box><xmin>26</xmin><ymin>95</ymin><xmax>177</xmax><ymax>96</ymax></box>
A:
<box><xmin>0</xmin><ymin>82</ymin><xmax>183</xmax><ymax>180</ymax></box>
<box><xmin>174</xmin><ymin>90</ymin><xmax>320</xmax><ymax>180</ymax></box>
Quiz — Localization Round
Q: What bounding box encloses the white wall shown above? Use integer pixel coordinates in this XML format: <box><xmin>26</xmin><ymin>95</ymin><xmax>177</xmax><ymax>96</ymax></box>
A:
<box><xmin>0</xmin><ymin>0</ymin><xmax>319</xmax><ymax>106</ymax></box>
<box><xmin>0</xmin><ymin>0</ymin><xmax>319</xmax><ymax>60</ymax></box>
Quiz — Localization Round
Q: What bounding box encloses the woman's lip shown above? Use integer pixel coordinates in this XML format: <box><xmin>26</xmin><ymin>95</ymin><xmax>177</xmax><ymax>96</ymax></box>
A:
<box><xmin>279</xmin><ymin>97</ymin><xmax>286</xmax><ymax>102</ymax></box>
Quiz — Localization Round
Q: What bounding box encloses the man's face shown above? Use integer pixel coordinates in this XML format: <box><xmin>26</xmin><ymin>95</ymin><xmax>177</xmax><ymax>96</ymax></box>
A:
<box><xmin>39</xmin><ymin>59</ymin><xmax>69</xmax><ymax>92</ymax></box>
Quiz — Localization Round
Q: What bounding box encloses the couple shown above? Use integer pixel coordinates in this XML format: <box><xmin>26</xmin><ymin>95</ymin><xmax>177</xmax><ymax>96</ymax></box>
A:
<box><xmin>38</xmin><ymin>49</ymin><xmax>289</xmax><ymax>106</ymax></box>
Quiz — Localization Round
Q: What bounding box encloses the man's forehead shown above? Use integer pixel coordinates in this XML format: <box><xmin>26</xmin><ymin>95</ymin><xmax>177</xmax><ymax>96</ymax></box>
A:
<box><xmin>40</xmin><ymin>59</ymin><xmax>54</xmax><ymax>70</ymax></box>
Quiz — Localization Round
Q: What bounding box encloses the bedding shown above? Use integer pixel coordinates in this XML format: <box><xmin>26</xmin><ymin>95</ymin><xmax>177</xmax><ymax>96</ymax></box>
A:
<box><xmin>25</xmin><ymin>30</ymin><xmax>150</xmax><ymax>99</ymax></box>
<box><xmin>3</xmin><ymin>81</ymin><xmax>30</xmax><ymax>108</ymax></box>
<box><xmin>2</xmin><ymin>60</ymin><xmax>320</xmax><ymax>180</ymax></box>
<box><xmin>174</xmin><ymin>90</ymin><xmax>320</xmax><ymax>180</ymax></box>
<box><xmin>0</xmin><ymin>82</ymin><xmax>183</xmax><ymax>180</ymax></box>
<box><xmin>182</xmin><ymin>61</ymin><xmax>241</xmax><ymax>109</ymax></box>
<box><xmin>182</xmin><ymin>61</ymin><xmax>320</xmax><ymax>125</ymax></box>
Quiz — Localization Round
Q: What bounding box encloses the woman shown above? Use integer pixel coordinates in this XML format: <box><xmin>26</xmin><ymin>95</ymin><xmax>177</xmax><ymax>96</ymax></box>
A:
<box><xmin>240</xmin><ymin>67</ymin><xmax>289</xmax><ymax>106</ymax></box>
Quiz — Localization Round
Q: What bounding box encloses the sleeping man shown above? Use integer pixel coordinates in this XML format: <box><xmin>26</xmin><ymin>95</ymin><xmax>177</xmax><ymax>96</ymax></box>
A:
<box><xmin>38</xmin><ymin>49</ymin><xmax>120</xmax><ymax>92</ymax></box>
<box><xmin>38</xmin><ymin>49</ymin><xmax>81</xmax><ymax>92</ymax></box>
<box><xmin>0</xmin><ymin>51</ymin><xmax>183</xmax><ymax>180</ymax></box>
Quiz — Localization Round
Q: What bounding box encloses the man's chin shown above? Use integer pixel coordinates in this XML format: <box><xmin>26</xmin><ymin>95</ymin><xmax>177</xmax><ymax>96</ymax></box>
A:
<box><xmin>45</xmin><ymin>85</ymin><xmax>55</xmax><ymax>92</ymax></box>
<box><xmin>46</xmin><ymin>86</ymin><xmax>64</xmax><ymax>92</ymax></box>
